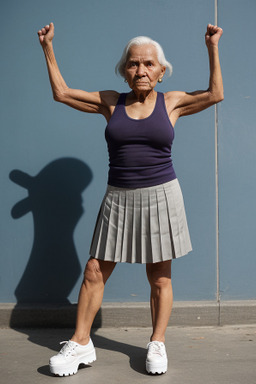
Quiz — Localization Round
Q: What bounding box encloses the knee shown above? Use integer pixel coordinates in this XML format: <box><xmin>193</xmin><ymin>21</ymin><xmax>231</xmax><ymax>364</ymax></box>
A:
<box><xmin>83</xmin><ymin>258</ymin><xmax>103</xmax><ymax>286</ymax></box>
<box><xmin>147</xmin><ymin>262</ymin><xmax>172</xmax><ymax>290</ymax></box>
<box><xmin>149</xmin><ymin>275</ymin><xmax>171</xmax><ymax>291</ymax></box>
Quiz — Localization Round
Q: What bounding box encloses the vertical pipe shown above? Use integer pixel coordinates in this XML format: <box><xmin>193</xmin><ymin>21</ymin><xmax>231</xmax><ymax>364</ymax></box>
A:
<box><xmin>214</xmin><ymin>0</ymin><xmax>221</xmax><ymax>320</ymax></box>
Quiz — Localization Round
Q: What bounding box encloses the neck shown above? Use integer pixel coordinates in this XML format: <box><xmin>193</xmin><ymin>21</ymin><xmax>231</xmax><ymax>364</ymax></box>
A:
<box><xmin>130</xmin><ymin>89</ymin><xmax>157</xmax><ymax>103</ymax></box>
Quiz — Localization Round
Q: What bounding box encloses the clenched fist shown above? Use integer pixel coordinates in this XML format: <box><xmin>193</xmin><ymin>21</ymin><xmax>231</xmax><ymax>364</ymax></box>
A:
<box><xmin>205</xmin><ymin>24</ymin><xmax>223</xmax><ymax>48</ymax></box>
<box><xmin>38</xmin><ymin>22</ymin><xmax>55</xmax><ymax>46</ymax></box>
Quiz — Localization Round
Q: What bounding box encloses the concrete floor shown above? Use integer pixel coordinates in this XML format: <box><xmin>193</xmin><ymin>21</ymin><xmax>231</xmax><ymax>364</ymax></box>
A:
<box><xmin>1</xmin><ymin>325</ymin><xmax>256</xmax><ymax>384</ymax></box>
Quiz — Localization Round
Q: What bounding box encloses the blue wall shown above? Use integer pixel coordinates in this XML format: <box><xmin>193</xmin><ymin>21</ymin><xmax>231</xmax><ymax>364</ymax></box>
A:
<box><xmin>0</xmin><ymin>0</ymin><xmax>255</xmax><ymax>304</ymax></box>
<box><xmin>218</xmin><ymin>0</ymin><xmax>256</xmax><ymax>300</ymax></box>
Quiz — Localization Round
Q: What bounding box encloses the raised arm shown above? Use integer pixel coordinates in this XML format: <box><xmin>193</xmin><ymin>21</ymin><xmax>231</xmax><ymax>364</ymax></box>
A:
<box><xmin>37</xmin><ymin>23</ymin><xmax>118</xmax><ymax>121</ymax></box>
<box><xmin>166</xmin><ymin>24</ymin><xmax>224</xmax><ymax>125</ymax></box>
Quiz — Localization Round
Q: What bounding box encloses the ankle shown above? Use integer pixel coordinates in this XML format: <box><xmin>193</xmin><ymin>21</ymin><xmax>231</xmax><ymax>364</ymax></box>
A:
<box><xmin>150</xmin><ymin>335</ymin><xmax>165</xmax><ymax>343</ymax></box>
<box><xmin>71</xmin><ymin>334</ymin><xmax>90</xmax><ymax>346</ymax></box>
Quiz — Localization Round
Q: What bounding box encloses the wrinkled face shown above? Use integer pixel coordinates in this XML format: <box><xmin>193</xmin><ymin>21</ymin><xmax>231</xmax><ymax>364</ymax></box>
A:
<box><xmin>124</xmin><ymin>44</ymin><xmax>165</xmax><ymax>93</ymax></box>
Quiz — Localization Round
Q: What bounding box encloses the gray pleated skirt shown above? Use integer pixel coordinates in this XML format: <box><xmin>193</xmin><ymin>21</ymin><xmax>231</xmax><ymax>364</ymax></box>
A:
<box><xmin>89</xmin><ymin>179</ymin><xmax>192</xmax><ymax>264</ymax></box>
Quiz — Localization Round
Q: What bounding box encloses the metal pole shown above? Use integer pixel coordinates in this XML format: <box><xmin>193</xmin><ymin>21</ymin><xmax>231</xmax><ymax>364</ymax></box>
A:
<box><xmin>214</xmin><ymin>0</ymin><xmax>220</xmax><ymax>314</ymax></box>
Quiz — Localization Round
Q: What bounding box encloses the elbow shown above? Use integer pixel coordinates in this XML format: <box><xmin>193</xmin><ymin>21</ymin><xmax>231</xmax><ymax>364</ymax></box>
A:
<box><xmin>216</xmin><ymin>89</ymin><xmax>224</xmax><ymax>103</ymax></box>
<box><xmin>209</xmin><ymin>89</ymin><xmax>224</xmax><ymax>104</ymax></box>
<box><xmin>52</xmin><ymin>85</ymin><xmax>70</xmax><ymax>103</ymax></box>
<box><xmin>53</xmin><ymin>90</ymin><xmax>66</xmax><ymax>103</ymax></box>
<box><xmin>53</xmin><ymin>93</ymin><xmax>62</xmax><ymax>102</ymax></box>
<box><xmin>217</xmin><ymin>93</ymin><xmax>224</xmax><ymax>103</ymax></box>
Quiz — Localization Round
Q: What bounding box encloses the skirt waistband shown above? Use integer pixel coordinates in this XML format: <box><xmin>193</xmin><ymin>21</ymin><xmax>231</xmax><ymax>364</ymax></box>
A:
<box><xmin>107</xmin><ymin>179</ymin><xmax>178</xmax><ymax>193</ymax></box>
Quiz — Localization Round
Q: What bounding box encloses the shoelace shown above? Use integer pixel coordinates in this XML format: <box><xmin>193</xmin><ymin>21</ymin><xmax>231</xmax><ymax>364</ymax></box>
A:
<box><xmin>147</xmin><ymin>341</ymin><xmax>165</xmax><ymax>357</ymax></box>
<box><xmin>59</xmin><ymin>341</ymin><xmax>77</xmax><ymax>357</ymax></box>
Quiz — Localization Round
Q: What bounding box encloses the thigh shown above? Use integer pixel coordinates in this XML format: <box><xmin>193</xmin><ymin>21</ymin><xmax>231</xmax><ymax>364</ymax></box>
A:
<box><xmin>146</xmin><ymin>260</ymin><xmax>172</xmax><ymax>283</ymax></box>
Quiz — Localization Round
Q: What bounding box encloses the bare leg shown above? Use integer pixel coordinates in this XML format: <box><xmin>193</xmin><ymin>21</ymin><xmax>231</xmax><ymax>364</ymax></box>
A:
<box><xmin>71</xmin><ymin>258</ymin><xmax>116</xmax><ymax>345</ymax></box>
<box><xmin>146</xmin><ymin>260</ymin><xmax>173</xmax><ymax>343</ymax></box>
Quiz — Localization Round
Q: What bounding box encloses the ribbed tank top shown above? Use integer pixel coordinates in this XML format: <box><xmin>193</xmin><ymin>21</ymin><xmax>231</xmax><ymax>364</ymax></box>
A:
<box><xmin>105</xmin><ymin>92</ymin><xmax>176</xmax><ymax>188</ymax></box>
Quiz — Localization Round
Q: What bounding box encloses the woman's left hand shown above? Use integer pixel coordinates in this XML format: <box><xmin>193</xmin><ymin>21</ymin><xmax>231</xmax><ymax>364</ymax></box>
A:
<box><xmin>205</xmin><ymin>24</ymin><xmax>223</xmax><ymax>48</ymax></box>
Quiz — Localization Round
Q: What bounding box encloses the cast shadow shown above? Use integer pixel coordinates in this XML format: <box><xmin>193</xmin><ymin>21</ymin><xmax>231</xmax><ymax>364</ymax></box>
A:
<box><xmin>9</xmin><ymin>157</ymin><xmax>93</xmax><ymax>311</ymax></box>
<box><xmin>9</xmin><ymin>158</ymin><xmax>147</xmax><ymax>375</ymax></box>
<box><xmin>92</xmin><ymin>331</ymin><xmax>148</xmax><ymax>375</ymax></box>
<box><xmin>34</xmin><ymin>328</ymin><xmax>148</xmax><ymax>376</ymax></box>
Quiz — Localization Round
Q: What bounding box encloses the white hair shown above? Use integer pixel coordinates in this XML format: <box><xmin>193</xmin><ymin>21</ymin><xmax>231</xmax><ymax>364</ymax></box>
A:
<box><xmin>115</xmin><ymin>36</ymin><xmax>173</xmax><ymax>78</ymax></box>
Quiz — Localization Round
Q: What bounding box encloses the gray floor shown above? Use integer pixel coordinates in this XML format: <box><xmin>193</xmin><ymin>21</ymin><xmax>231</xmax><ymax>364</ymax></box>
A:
<box><xmin>1</xmin><ymin>325</ymin><xmax>256</xmax><ymax>384</ymax></box>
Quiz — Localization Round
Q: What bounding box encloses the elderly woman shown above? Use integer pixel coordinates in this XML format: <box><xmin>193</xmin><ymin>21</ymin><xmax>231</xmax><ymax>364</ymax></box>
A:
<box><xmin>38</xmin><ymin>23</ymin><xmax>223</xmax><ymax>376</ymax></box>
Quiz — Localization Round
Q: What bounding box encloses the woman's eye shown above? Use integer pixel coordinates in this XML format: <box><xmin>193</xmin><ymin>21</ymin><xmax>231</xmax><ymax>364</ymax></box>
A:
<box><xmin>128</xmin><ymin>62</ymin><xmax>136</xmax><ymax>68</ymax></box>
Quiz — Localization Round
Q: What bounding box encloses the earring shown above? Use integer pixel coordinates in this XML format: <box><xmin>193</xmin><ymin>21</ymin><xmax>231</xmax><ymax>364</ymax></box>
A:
<box><xmin>158</xmin><ymin>78</ymin><xmax>163</xmax><ymax>83</ymax></box>
<box><xmin>124</xmin><ymin>79</ymin><xmax>128</xmax><ymax>83</ymax></box>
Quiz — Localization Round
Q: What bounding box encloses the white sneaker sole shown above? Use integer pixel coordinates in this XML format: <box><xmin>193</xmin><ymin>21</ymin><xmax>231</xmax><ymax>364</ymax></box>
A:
<box><xmin>146</xmin><ymin>360</ymin><xmax>168</xmax><ymax>374</ymax></box>
<box><xmin>49</xmin><ymin>349</ymin><xmax>96</xmax><ymax>376</ymax></box>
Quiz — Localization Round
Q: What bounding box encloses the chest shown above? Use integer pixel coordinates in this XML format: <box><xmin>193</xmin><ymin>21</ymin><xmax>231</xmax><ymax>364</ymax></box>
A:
<box><xmin>125</xmin><ymin>100</ymin><xmax>157</xmax><ymax>120</ymax></box>
<box><xmin>106</xmin><ymin>111</ymin><xmax>174</xmax><ymax>148</ymax></box>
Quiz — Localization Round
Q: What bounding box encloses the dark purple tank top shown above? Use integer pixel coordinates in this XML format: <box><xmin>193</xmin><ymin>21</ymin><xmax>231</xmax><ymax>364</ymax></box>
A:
<box><xmin>105</xmin><ymin>92</ymin><xmax>176</xmax><ymax>188</ymax></box>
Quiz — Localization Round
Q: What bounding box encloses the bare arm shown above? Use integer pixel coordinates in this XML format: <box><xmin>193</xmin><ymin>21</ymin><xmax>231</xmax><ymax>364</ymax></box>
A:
<box><xmin>166</xmin><ymin>24</ymin><xmax>224</xmax><ymax>125</ymax></box>
<box><xmin>37</xmin><ymin>23</ymin><xmax>118</xmax><ymax>121</ymax></box>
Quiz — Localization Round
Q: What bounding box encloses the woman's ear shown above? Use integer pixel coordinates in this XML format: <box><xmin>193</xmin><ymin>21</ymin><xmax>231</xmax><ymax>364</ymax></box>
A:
<box><xmin>161</xmin><ymin>65</ymin><xmax>166</xmax><ymax>76</ymax></box>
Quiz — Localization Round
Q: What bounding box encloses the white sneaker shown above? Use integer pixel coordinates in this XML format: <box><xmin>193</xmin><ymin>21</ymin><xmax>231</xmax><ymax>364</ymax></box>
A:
<box><xmin>49</xmin><ymin>339</ymin><xmax>96</xmax><ymax>376</ymax></box>
<box><xmin>146</xmin><ymin>341</ymin><xmax>168</xmax><ymax>374</ymax></box>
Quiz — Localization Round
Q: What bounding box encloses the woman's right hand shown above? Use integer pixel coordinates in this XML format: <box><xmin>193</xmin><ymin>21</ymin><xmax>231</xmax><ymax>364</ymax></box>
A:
<box><xmin>38</xmin><ymin>22</ymin><xmax>54</xmax><ymax>46</ymax></box>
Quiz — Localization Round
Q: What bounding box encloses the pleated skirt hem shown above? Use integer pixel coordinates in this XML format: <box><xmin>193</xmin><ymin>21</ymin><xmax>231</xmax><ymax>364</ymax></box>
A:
<box><xmin>89</xmin><ymin>179</ymin><xmax>192</xmax><ymax>264</ymax></box>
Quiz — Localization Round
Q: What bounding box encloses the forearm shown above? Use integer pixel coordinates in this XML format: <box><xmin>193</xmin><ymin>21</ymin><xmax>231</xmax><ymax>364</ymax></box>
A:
<box><xmin>42</xmin><ymin>42</ymin><xmax>68</xmax><ymax>100</ymax></box>
<box><xmin>207</xmin><ymin>45</ymin><xmax>224</xmax><ymax>102</ymax></box>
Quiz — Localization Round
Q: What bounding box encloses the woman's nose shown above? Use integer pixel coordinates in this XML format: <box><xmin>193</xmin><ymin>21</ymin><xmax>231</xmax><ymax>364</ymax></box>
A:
<box><xmin>136</xmin><ymin>64</ymin><xmax>146</xmax><ymax>76</ymax></box>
